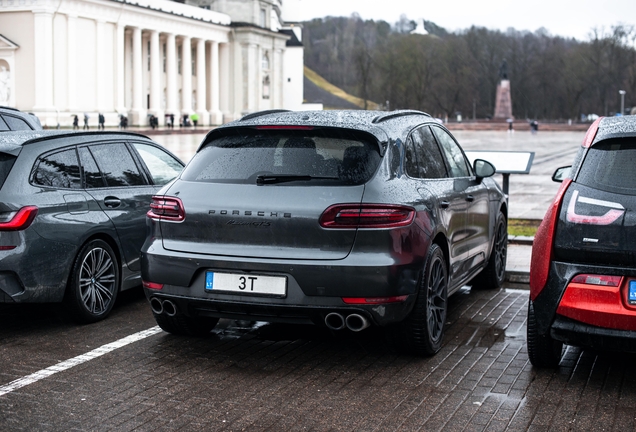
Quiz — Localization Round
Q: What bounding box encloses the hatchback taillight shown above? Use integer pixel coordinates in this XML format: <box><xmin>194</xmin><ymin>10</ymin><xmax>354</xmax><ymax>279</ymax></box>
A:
<box><xmin>530</xmin><ymin>179</ymin><xmax>571</xmax><ymax>301</ymax></box>
<box><xmin>147</xmin><ymin>196</ymin><xmax>185</xmax><ymax>222</ymax></box>
<box><xmin>319</xmin><ymin>204</ymin><xmax>415</xmax><ymax>229</ymax></box>
<box><xmin>0</xmin><ymin>206</ymin><xmax>38</xmax><ymax>231</ymax></box>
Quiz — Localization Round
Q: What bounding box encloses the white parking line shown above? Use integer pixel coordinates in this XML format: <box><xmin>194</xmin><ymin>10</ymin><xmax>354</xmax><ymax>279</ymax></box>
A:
<box><xmin>0</xmin><ymin>326</ymin><xmax>162</xmax><ymax>397</ymax></box>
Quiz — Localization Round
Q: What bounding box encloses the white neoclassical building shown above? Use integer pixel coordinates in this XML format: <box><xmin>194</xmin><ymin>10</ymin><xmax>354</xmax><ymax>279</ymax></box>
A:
<box><xmin>0</xmin><ymin>0</ymin><xmax>305</xmax><ymax>128</ymax></box>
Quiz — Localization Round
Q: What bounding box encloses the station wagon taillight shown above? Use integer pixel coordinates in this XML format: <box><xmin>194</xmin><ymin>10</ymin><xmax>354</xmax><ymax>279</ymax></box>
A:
<box><xmin>147</xmin><ymin>196</ymin><xmax>185</xmax><ymax>222</ymax></box>
<box><xmin>319</xmin><ymin>204</ymin><xmax>415</xmax><ymax>229</ymax></box>
<box><xmin>0</xmin><ymin>206</ymin><xmax>38</xmax><ymax>231</ymax></box>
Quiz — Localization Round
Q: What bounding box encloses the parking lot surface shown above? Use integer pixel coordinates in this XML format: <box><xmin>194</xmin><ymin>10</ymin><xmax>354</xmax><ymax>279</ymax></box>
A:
<box><xmin>2</xmin><ymin>284</ymin><xmax>635</xmax><ymax>431</ymax></box>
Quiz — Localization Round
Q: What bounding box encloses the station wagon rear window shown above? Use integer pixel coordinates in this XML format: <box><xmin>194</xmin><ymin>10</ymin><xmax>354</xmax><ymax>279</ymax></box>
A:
<box><xmin>181</xmin><ymin>129</ymin><xmax>381</xmax><ymax>185</ymax></box>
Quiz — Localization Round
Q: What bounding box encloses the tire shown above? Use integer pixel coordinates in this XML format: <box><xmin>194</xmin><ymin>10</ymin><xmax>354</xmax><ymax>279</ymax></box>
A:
<box><xmin>154</xmin><ymin>313</ymin><xmax>219</xmax><ymax>336</ymax></box>
<box><xmin>65</xmin><ymin>239</ymin><xmax>120</xmax><ymax>323</ymax></box>
<box><xmin>527</xmin><ymin>301</ymin><xmax>563</xmax><ymax>368</ymax></box>
<box><xmin>388</xmin><ymin>243</ymin><xmax>448</xmax><ymax>356</ymax></box>
<box><xmin>472</xmin><ymin>211</ymin><xmax>507</xmax><ymax>289</ymax></box>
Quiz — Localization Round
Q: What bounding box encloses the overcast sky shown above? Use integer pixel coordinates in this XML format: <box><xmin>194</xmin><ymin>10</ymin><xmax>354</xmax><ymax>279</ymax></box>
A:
<box><xmin>289</xmin><ymin>0</ymin><xmax>636</xmax><ymax>41</ymax></box>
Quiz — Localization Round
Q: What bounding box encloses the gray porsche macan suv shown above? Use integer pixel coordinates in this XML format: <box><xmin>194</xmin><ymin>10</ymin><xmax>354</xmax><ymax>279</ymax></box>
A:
<box><xmin>141</xmin><ymin>110</ymin><xmax>508</xmax><ymax>355</ymax></box>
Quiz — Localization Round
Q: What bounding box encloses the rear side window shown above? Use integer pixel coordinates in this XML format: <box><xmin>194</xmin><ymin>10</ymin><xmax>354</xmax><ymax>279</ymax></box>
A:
<box><xmin>3</xmin><ymin>115</ymin><xmax>32</xmax><ymax>131</ymax></box>
<box><xmin>0</xmin><ymin>152</ymin><xmax>16</xmax><ymax>189</ymax></box>
<box><xmin>89</xmin><ymin>143</ymin><xmax>147</xmax><ymax>187</ymax></box>
<box><xmin>0</xmin><ymin>116</ymin><xmax>9</xmax><ymax>131</ymax></box>
<box><xmin>181</xmin><ymin>129</ymin><xmax>381</xmax><ymax>185</ymax></box>
<box><xmin>32</xmin><ymin>148</ymin><xmax>81</xmax><ymax>189</ymax></box>
<box><xmin>406</xmin><ymin>126</ymin><xmax>447</xmax><ymax>179</ymax></box>
<box><xmin>577</xmin><ymin>138</ymin><xmax>636</xmax><ymax>194</ymax></box>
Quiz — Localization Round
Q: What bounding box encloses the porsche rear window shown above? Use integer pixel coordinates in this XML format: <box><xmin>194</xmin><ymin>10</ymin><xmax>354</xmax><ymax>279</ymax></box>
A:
<box><xmin>181</xmin><ymin>129</ymin><xmax>381</xmax><ymax>185</ymax></box>
<box><xmin>577</xmin><ymin>138</ymin><xmax>636</xmax><ymax>195</ymax></box>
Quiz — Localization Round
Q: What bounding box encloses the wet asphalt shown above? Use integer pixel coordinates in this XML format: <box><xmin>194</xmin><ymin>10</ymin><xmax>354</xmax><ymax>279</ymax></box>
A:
<box><xmin>4</xmin><ymin>129</ymin><xmax>634</xmax><ymax>431</ymax></box>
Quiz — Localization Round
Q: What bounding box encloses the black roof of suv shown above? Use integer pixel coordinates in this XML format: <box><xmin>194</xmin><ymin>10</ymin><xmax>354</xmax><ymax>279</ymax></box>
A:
<box><xmin>0</xmin><ymin>106</ymin><xmax>43</xmax><ymax>131</ymax></box>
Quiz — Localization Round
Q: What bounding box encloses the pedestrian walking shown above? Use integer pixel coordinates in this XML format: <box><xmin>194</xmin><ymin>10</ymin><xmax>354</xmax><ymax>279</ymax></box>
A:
<box><xmin>190</xmin><ymin>112</ymin><xmax>199</xmax><ymax>127</ymax></box>
<box><xmin>98</xmin><ymin>113</ymin><xmax>105</xmax><ymax>130</ymax></box>
<box><xmin>507</xmin><ymin>118</ymin><xmax>514</xmax><ymax>134</ymax></box>
<box><xmin>72</xmin><ymin>115</ymin><xmax>79</xmax><ymax>130</ymax></box>
<box><xmin>169</xmin><ymin>113</ymin><xmax>175</xmax><ymax>129</ymax></box>
<box><xmin>83</xmin><ymin>112</ymin><xmax>90</xmax><ymax>130</ymax></box>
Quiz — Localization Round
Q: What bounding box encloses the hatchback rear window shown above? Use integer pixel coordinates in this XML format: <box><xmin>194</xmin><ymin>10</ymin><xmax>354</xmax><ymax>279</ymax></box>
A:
<box><xmin>577</xmin><ymin>138</ymin><xmax>636</xmax><ymax>195</ymax></box>
<box><xmin>181</xmin><ymin>129</ymin><xmax>381</xmax><ymax>185</ymax></box>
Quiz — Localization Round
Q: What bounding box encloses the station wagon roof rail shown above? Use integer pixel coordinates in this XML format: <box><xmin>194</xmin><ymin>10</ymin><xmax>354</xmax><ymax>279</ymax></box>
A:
<box><xmin>372</xmin><ymin>110</ymin><xmax>432</xmax><ymax>124</ymax></box>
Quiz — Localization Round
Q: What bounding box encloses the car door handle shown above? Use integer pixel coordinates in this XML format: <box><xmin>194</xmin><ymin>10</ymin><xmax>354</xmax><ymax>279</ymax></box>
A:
<box><xmin>104</xmin><ymin>197</ymin><xmax>121</xmax><ymax>208</ymax></box>
<box><xmin>440</xmin><ymin>201</ymin><xmax>450</xmax><ymax>209</ymax></box>
<box><xmin>466</xmin><ymin>195</ymin><xmax>475</xmax><ymax>202</ymax></box>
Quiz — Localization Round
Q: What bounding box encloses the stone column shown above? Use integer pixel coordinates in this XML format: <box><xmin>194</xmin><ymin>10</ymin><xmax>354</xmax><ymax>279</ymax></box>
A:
<box><xmin>67</xmin><ymin>14</ymin><xmax>78</xmax><ymax>112</ymax></box>
<box><xmin>33</xmin><ymin>11</ymin><xmax>54</xmax><ymax>118</ymax></box>
<box><xmin>181</xmin><ymin>36</ymin><xmax>192</xmax><ymax>118</ymax></box>
<box><xmin>195</xmin><ymin>38</ymin><xmax>209</xmax><ymax>126</ymax></box>
<box><xmin>219</xmin><ymin>42</ymin><xmax>231</xmax><ymax>122</ymax></box>
<box><xmin>149</xmin><ymin>30</ymin><xmax>163</xmax><ymax>123</ymax></box>
<box><xmin>95</xmin><ymin>20</ymin><xmax>106</xmax><ymax>113</ymax></box>
<box><xmin>208</xmin><ymin>41</ymin><xmax>222</xmax><ymax>125</ymax></box>
<box><xmin>115</xmin><ymin>24</ymin><xmax>126</xmax><ymax>114</ymax></box>
<box><xmin>165</xmin><ymin>33</ymin><xmax>177</xmax><ymax>124</ymax></box>
<box><xmin>131</xmin><ymin>27</ymin><xmax>145</xmax><ymax>125</ymax></box>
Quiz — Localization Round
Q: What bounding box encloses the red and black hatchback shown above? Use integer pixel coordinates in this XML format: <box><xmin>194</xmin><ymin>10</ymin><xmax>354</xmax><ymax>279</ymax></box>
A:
<box><xmin>528</xmin><ymin>115</ymin><xmax>636</xmax><ymax>367</ymax></box>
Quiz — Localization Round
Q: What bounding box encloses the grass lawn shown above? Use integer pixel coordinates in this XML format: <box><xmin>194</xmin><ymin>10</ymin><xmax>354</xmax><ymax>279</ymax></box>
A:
<box><xmin>508</xmin><ymin>218</ymin><xmax>541</xmax><ymax>237</ymax></box>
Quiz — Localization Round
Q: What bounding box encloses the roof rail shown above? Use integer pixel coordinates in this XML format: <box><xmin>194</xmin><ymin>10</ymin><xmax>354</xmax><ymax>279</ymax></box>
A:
<box><xmin>240</xmin><ymin>109</ymin><xmax>291</xmax><ymax>122</ymax></box>
<box><xmin>22</xmin><ymin>130</ymin><xmax>151</xmax><ymax>146</ymax></box>
<box><xmin>372</xmin><ymin>110</ymin><xmax>431</xmax><ymax>124</ymax></box>
<box><xmin>0</xmin><ymin>106</ymin><xmax>20</xmax><ymax>112</ymax></box>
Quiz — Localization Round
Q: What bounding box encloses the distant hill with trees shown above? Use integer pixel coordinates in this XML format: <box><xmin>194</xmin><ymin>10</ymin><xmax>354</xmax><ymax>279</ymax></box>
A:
<box><xmin>302</xmin><ymin>14</ymin><xmax>636</xmax><ymax>121</ymax></box>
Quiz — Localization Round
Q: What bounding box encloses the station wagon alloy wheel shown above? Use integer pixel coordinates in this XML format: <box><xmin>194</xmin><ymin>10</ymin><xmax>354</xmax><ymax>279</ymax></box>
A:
<box><xmin>66</xmin><ymin>240</ymin><xmax>120</xmax><ymax>323</ymax></box>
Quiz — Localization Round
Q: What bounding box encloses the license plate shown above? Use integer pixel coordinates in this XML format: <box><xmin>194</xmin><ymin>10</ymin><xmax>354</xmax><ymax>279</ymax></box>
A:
<box><xmin>205</xmin><ymin>271</ymin><xmax>286</xmax><ymax>296</ymax></box>
<box><xmin>629</xmin><ymin>281</ymin><xmax>636</xmax><ymax>305</ymax></box>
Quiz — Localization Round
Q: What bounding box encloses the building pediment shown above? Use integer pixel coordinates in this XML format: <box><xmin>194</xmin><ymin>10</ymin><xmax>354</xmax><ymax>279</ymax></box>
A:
<box><xmin>0</xmin><ymin>34</ymin><xmax>19</xmax><ymax>51</ymax></box>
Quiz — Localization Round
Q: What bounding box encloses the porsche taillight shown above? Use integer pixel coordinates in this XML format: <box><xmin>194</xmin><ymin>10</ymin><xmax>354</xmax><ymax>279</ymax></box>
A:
<box><xmin>319</xmin><ymin>204</ymin><xmax>415</xmax><ymax>229</ymax></box>
<box><xmin>147</xmin><ymin>196</ymin><xmax>185</xmax><ymax>222</ymax></box>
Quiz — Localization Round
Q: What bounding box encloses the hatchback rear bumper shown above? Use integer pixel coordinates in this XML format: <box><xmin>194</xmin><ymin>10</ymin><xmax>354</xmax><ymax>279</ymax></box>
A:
<box><xmin>551</xmin><ymin>315</ymin><xmax>636</xmax><ymax>353</ymax></box>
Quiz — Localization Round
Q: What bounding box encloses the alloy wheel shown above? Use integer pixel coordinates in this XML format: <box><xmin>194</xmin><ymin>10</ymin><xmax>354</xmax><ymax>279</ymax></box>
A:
<box><xmin>79</xmin><ymin>247</ymin><xmax>117</xmax><ymax>315</ymax></box>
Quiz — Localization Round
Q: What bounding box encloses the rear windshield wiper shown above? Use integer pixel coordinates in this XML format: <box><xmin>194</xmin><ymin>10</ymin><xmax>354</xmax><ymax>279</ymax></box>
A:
<box><xmin>256</xmin><ymin>175</ymin><xmax>339</xmax><ymax>185</ymax></box>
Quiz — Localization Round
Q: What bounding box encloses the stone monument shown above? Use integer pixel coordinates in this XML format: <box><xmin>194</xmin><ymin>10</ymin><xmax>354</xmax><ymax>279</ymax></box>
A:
<box><xmin>493</xmin><ymin>59</ymin><xmax>513</xmax><ymax>119</ymax></box>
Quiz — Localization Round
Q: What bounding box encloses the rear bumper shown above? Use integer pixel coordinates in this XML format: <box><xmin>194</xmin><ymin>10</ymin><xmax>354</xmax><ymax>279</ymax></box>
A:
<box><xmin>551</xmin><ymin>315</ymin><xmax>636</xmax><ymax>353</ymax></box>
<box><xmin>144</xmin><ymin>290</ymin><xmax>416</xmax><ymax>327</ymax></box>
<box><xmin>141</xmin><ymin>241</ymin><xmax>426</xmax><ymax>326</ymax></box>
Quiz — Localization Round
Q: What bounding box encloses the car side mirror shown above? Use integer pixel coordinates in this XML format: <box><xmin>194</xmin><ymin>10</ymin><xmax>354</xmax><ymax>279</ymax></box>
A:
<box><xmin>473</xmin><ymin>159</ymin><xmax>496</xmax><ymax>180</ymax></box>
<box><xmin>552</xmin><ymin>166</ymin><xmax>571</xmax><ymax>183</ymax></box>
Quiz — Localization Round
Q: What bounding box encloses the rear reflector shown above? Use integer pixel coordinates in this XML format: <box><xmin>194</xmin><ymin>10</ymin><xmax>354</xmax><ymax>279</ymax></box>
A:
<box><xmin>342</xmin><ymin>295</ymin><xmax>408</xmax><ymax>304</ymax></box>
<box><xmin>570</xmin><ymin>274</ymin><xmax>622</xmax><ymax>287</ymax></box>
<box><xmin>147</xmin><ymin>196</ymin><xmax>185</xmax><ymax>222</ymax></box>
<box><xmin>320</xmin><ymin>204</ymin><xmax>415</xmax><ymax>229</ymax></box>
<box><xmin>530</xmin><ymin>179</ymin><xmax>572</xmax><ymax>301</ymax></box>
<box><xmin>143</xmin><ymin>280</ymin><xmax>164</xmax><ymax>290</ymax></box>
<box><xmin>0</xmin><ymin>206</ymin><xmax>38</xmax><ymax>231</ymax></box>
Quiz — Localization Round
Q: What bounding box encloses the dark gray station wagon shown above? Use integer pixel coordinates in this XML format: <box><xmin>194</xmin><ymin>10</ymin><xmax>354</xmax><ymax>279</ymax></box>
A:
<box><xmin>141</xmin><ymin>110</ymin><xmax>508</xmax><ymax>355</ymax></box>
<box><xmin>0</xmin><ymin>131</ymin><xmax>184</xmax><ymax>322</ymax></box>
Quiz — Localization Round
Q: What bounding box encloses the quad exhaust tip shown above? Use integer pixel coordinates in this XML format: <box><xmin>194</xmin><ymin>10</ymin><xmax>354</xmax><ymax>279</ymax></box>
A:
<box><xmin>324</xmin><ymin>312</ymin><xmax>370</xmax><ymax>332</ymax></box>
<box><xmin>150</xmin><ymin>297</ymin><xmax>177</xmax><ymax>317</ymax></box>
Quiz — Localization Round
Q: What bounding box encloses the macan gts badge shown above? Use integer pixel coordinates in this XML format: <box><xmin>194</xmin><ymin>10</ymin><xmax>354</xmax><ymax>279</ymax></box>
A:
<box><xmin>141</xmin><ymin>109</ymin><xmax>508</xmax><ymax>356</ymax></box>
